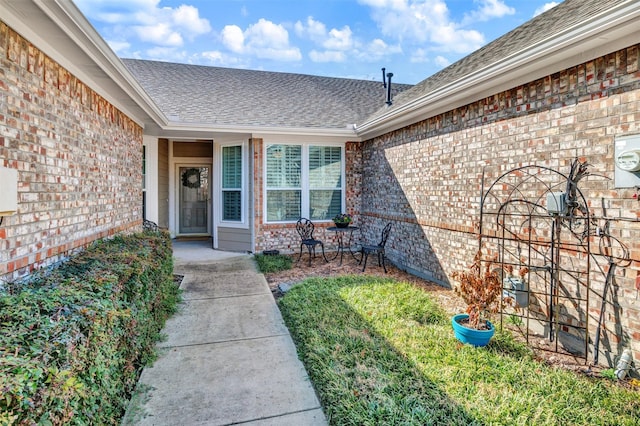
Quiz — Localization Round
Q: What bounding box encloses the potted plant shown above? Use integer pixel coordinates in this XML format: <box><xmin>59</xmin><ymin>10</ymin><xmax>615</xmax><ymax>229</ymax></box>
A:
<box><xmin>451</xmin><ymin>250</ymin><xmax>519</xmax><ymax>347</ymax></box>
<box><xmin>332</xmin><ymin>213</ymin><xmax>352</xmax><ymax>228</ymax></box>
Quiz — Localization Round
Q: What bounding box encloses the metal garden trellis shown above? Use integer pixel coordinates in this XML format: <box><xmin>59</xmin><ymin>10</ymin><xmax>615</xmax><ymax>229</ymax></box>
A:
<box><xmin>477</xmin><ymin>159</ymin><xmax>634</xmax><ymax>364</ymax></box>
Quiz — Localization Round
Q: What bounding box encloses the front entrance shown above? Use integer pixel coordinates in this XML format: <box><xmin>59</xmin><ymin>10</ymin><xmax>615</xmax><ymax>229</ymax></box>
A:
<box><xmin>178</xmin><ymin>166</ymin><xmax>210</xmax><ymax>235</ymax></box>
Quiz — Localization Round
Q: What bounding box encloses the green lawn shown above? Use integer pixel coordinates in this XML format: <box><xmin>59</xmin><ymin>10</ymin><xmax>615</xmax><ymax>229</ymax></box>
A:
<box><xmin>278</xmin><ymin>275</ymin><xmax>639</xmax><ymax>425</ymax></box>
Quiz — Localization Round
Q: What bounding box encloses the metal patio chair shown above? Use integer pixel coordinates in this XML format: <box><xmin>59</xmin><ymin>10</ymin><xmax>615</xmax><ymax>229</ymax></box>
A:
<box><xmin>359</xmin><ymin>222</ymin><xmax>392</xmax><ymax>272</ymax></box>
<box><xmin>296</xmin><ymin>218</ymin><xmax>328</xmax><ymax>266</ymax></box>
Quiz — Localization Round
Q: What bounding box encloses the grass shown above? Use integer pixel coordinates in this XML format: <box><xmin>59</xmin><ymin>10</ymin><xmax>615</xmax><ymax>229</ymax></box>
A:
<box><xmin>254</xmin><ymin>253</ymin><xmax>293</xmax><ymax>273</ymax></box>
<box><xmin>278</xmin><ymin>275</ymin><xmax>640</xmax><ymax>425</ymax></box>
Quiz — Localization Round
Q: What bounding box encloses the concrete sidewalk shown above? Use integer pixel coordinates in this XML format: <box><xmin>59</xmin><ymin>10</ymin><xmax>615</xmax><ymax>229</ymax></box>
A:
<box><xmin>122</xmin><ymin>241</ymin><xmax>327</xmax><ymax>425</ymax></box>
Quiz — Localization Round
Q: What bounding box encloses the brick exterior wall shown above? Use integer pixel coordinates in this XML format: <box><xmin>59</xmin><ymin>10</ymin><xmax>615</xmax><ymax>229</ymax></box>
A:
<box><xmin>0</xmin><ymin>22</ymin><xmax>143</xmax><ymax>282</ymax></box>
<box><xmin>359</xmin><ymin>44</ymin><xmax>640</xmax><ymax>365</ymax></box>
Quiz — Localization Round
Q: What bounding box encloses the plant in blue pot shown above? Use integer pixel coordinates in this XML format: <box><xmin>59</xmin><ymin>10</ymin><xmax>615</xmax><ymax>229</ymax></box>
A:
<box><xmin>451</xmin><ymin>250</ymin><xmax>517</xmax><ymax>347</ymax></box>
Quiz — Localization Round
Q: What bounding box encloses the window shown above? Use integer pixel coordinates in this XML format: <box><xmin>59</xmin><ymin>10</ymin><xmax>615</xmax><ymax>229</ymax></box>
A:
<box><xmin>222</xmin><ymin>145</ymin><xmax>243</xmax><ymax>221</ymax></box>
<box><xmin>309</xmin><ymin>146</ymin><xmax>342</xmax><ymax>220</ymax></box>
<box><xmin>266</xmin><ymin>145</ymin><xmax>301</xmax><ymax>221</ymax></box>
<box><xmin>265</xmin><ymin>144</ymin><xmax>343</xmax><ymax>222</ymax></box>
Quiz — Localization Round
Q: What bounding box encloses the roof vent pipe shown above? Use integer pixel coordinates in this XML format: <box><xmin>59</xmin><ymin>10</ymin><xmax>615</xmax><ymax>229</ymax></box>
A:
<box><xmin>381</xmin><ymin>67</ymin><xmax>387</xmax><ymax>88</ymax></box>
<box><xmin>386</xmin><ymin>72</ymin><xmax>393</xmax><ymax>106</ymax></box>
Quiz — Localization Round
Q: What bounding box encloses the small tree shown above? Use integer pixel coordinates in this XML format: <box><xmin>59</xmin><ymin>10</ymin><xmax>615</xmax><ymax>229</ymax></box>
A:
<box><xmin>452</xmin><ymin>250</ymin><xmax>521</xmax><ymax>329</ymax></box>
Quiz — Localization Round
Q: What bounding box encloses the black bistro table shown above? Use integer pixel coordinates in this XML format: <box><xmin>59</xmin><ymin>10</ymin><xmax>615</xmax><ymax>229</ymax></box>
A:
<box><xmin>327</xmin><ymin>225</ymin><xmax>360</xmax><ymax>265</ymax></box>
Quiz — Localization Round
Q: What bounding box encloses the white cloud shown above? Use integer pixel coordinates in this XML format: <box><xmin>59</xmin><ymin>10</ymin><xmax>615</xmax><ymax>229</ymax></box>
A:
<box><xmin>324</xmin><ymin>27</ymin><xmax>354</xmax><ymax>50</ymax></box>
<box><xmin>294</xmin><ymin>17</ymin><xmax>327</xmax><ymax>44</ymax></box>
<box><xmin>296</xmin><ymin>17</ymin><xmax>354</xmax><ymax>51</ymax></box>
<box><xmin>534</xmin><ymin>2</ymin><xmax>560</xmax><ymax>17</ymax></box>
<box><xmin>134</xmin><ymin>23</ymin><xmax>183</xmax><ymax>46</ymax></box>
<box><xmin>202</xmin><ymin>50</ymin><xmax>224</xmax><ymax>62</ymax></box>
<box><xmin>296</xmin><ymin>16</ymin><xmax>403</xmax><ymax>65</ymax></box>
<box><xmin>355</xmin><ymin>39</ymin><xmax>403</xmax><ymax>62</ymax></box>
<box><xmin>410</xmin><ymin>48</ymin><xmax>429</xmax><ymax>63</ymax></box>
<box><xmin>463</xmin><ymin>0</ymin><xmax>515</xmax><ymax>23</ymax></box>
<box><xmin>74</xmin><ymin>0</ymin><xmax>211</xmax><ymax>49</ymax></box>
<box><xmin>172</xmin><ymin>5</ymin><xmax>211</xmax><ymax>36</ymax></box>
<box><xmin>222</xmin><ymin>25</ymin><xmax>245</xmax><ymax>53</ymax></box>
<box><xmin>201</xmin><ymin>51</ymin><xmax>246</xmax><ymax>67</ymax></box>
<box><xmin>409</xmin><ymin>50</ymin><xmax>449</xmax><ymax>67</ymax></box>
<box><xmin>309</xmin><ymin>50</ymin><xmax>346</xmax><ymax>62</ymax></box>
<box><xmin>358</xmin><ymin>0</ymin><xmax>488</xmax><ymax>54</ymax></box>
<box><xmin>368</xmin><ymin>38</ymin><xmax>402</xmax><ymax>55</ymax></box>
<box><xmin>222</xmin><ymin>19</ymin><xmax>302</xmax><ymax>61</ymax></box>
<box><xmin>431</xmin><ymin>24</ymin><xmax>484</xmax><ymax>53</ymax></box>
<box><xmin>245</xmin><ymin>19</ymin><xmax>291</xmax><ymax>49</ymax></box>
<box><xmin>434</xmin><ymin>55</ymin><xmax>450</xmax><ymax>67</ymax></box>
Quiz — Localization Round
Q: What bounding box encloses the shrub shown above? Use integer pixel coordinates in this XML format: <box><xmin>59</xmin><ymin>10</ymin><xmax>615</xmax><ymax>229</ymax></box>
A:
<box><xmin>0</xmin><ymin>230</ymin><xmax>179</xmax><ymax>425</ymax></box>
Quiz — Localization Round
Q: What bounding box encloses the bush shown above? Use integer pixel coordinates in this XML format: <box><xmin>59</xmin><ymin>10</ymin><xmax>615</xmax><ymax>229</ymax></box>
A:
<box><xmin>0</xmin><ymin>230</ymin><xmax>180</xmax><ymax>425</ymax></box>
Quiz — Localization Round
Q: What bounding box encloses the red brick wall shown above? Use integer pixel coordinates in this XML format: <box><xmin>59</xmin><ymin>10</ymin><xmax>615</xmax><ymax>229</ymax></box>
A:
<box><xmin>359</xmin><ymin>44</ymin><xmax>640</xmax><ymax>364</ymax></box>
<box><xmin>0</xmin><ymin>22</ymin><xmax>143</xmax><ymax>282</ymax></box>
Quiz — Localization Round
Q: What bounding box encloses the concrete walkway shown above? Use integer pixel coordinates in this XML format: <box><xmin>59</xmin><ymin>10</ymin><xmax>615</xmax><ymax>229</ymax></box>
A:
<box><xmin>122</xmin><ymin>241</ymin><xmax>327</xmax><ymax>426</ymax></box>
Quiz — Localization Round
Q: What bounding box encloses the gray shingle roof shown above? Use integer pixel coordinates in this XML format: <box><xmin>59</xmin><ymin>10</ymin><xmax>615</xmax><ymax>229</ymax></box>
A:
<box><xmin>364</xmin><ymin>0</ymin><xmax>628</xmax><ymax>123</ymax></box>
<box><xmin>123</xmin><ymin>59</ymin><xmax>411</xmax><ymax>130</ymax></box>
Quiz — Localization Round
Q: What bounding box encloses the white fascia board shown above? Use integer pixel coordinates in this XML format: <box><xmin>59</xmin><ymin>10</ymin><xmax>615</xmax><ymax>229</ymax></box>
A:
<box><xmin>160</xmin><ymin>121</ymin><xmax>360</xmax><ymax>141</ymax></box>
<box><xmin>357</xmin><ymin>1</ymin><xmax>640</xmax><ymax>140</ymax></box>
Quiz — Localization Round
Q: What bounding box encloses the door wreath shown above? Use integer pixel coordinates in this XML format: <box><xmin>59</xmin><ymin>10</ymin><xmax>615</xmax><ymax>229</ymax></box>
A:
<box><xmin>182</xmin><ymin>168</ymin><xmax>201</xmax><ymax>189</ymax></box>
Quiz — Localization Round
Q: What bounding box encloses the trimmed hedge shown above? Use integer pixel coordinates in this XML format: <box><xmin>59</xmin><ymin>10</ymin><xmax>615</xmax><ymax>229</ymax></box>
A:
<box><xmin>0</xmin><ymin>230</ymin><xmax>180</xmax><ymax>425</ymax></box>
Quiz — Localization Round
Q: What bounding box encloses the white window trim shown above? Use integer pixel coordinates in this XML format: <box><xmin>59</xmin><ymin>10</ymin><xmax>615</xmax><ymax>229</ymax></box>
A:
<box><xmin>264</xmin><ymin>142</ymin><xmax>345</xmax><ymax>224</ymax></box>
<box><xmin>215</xmin><ymin>140</ymin><xmax>248</xmax><ymax>229</ymax></box>
<box><xmin>142</xmin><ymin>136</ymin><xmax>159</xmax><ymax>224</ymax></box>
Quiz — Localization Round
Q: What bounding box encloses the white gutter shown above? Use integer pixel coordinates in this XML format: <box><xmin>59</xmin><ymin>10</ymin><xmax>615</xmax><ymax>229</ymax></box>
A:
<box><xmin>158</xmin><ymin>121</ymin><xmax>360</xmax><ymax>139</ymax></box>
<box><xmin>356</xmin><ymin>0</ymin><xmax>640</xmax><ymax>140</ymax></box>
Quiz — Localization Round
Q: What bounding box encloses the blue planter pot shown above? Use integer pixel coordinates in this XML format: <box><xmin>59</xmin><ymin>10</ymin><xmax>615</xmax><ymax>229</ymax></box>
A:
<box><xmin>452</xmin><ymin>313</ymin><xmax>495</xmax><ymax>347</ymax></box>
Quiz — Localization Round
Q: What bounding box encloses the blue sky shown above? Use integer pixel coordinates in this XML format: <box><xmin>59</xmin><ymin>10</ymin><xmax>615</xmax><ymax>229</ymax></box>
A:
<box><xmin>74</xmin><ymin>0</ymin><xmax>561</xmax><ymax>84</ymax></box>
